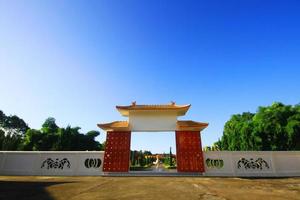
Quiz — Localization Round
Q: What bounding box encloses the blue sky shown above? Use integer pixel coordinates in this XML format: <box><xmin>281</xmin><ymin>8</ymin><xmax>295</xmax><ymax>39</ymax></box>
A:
<box><xmin>1</xmin><ymin>0</ymin><xmax>300</xmax><ymax>153</ymax></box>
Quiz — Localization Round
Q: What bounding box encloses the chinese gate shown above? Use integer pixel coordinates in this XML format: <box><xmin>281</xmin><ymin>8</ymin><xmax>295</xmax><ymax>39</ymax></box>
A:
<box><xmin>98</xmin><ymin>102</ymin><xmax>208</xmax><ymax>173</ymax></box>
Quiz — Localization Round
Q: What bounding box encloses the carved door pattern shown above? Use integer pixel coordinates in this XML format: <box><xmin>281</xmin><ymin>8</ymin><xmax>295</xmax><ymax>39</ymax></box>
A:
<box><xmin>176</xmin><ymin>131</ymin><xmax>204</xmax><ymax>172</ymax></box>
<box><xmin>103</xmin><ymin>131</ymin><xmax>131</xmax><ymax>172</ymax></box>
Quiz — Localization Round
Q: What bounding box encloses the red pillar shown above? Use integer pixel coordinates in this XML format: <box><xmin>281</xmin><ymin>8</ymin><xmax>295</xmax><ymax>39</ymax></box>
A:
<box><xmin>176</xmin><ymin>131</ymin><xmax>205</xmax><ymax>173</ymax></box>
<box><xmin>103</xmin><ymin>131</ymin><xmax>131</xmax><ymax>172</ymax></box>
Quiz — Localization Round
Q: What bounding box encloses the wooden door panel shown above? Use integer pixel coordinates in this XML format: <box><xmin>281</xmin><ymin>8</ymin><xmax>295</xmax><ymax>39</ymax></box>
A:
<box><xmin>176</xmin><ymin>131</ymin><xmax>204</xmax><ymax>172</ymax></box>
<box><xmin>103</xmin><ymin>131</ymin><xmax>131</xmax><ymax>172</ymax></box>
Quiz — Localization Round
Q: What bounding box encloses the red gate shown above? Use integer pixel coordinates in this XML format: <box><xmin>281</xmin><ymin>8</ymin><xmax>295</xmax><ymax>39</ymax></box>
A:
<box><xmin>176</xmin><ymin>131</ymin><xmax>204</xmax><ymax>172</ymax></box>
<box><xmin>103</xmin><ymin>131</ymin><xmax>131</xmax><ymax>172</ymax></box>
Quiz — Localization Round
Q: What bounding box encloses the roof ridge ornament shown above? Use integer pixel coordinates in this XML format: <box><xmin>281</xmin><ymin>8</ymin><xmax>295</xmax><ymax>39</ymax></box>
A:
<box><xmin>170</xmin><ymin>101</ymin><xmax>176</xmax><ymax>106</ymax></box>
<box><xmin>131</xmin><ymin>101</ymin><xmax>136</xmax><ymax>106</ymax></box>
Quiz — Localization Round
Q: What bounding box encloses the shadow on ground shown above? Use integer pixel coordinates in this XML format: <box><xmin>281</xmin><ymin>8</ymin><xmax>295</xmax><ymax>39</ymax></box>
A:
<box><xmin>240</xmin><ymin>176</ymin><xmax>296</xmax><ymax>180</ymax></box>
<box><xmin>0</xmin><ymin>181</ymin><xmax>70</xmax><ymax>200</ymax></box>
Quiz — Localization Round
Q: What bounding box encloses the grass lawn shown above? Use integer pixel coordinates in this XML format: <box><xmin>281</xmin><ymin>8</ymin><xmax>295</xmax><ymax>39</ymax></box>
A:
<box><xmin>0</xmin><ymin>176</ymin><xmax>300</xmax><ymax>200</ymax></box>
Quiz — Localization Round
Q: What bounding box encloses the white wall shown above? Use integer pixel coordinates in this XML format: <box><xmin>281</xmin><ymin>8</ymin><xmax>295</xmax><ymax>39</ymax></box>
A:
<box><xmin>129</xmin><ymin>111</ymin><xmax>177</xmax><ymax>132</ymax></box>
<box><xmin>203</xmin><ymin>151</ymin><xmax>300</xmax><ymax>177</ymax></box>
<box><xmin>1</xmin><ymin>151</ymin><xmax>299</xmax><ymax>177</ymax></box>
<box><xmin>0</xmin><ymin>151</ymin><xmax>104</xmax><ymax>176</ymax></box>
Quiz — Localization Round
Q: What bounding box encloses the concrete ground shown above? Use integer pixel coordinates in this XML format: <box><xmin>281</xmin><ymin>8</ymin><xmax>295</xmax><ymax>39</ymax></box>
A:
<box><xmin>0</xmin><ymin>176</ymin><xmax>300</xmax><ymax>200</ymax></box>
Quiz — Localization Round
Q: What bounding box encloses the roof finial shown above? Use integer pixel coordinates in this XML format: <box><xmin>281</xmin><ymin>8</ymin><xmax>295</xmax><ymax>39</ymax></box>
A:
<box><xmin>170</xmin><ymin>101</ymin><xmax>175</xmax><ymax>106</ymax></box>
<box><xmin>132</xmin><ymin>101</ymin><xmax>136</xmax><ymax>106</ymax></box>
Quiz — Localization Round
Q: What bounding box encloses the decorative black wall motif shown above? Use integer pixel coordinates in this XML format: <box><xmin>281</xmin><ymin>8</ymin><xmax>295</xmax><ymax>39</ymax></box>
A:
<box><xmin>237</xmin><ymin>158</ymin><xmax>270</xmax><ymax>170</ymax></box>
<box><xmin>206</xmin><ymin>158</ymin><xmax>224</xmax><ymax>169</ymax></box>
<box><xmin>41</xmin><ymin>158</ymin><xmax>71</xmax><ymax>169</ymax></box>
<box><xmin>84</xmin><ymin>158</ymin><xmax>102</xmax><ymax>168</ymax></box>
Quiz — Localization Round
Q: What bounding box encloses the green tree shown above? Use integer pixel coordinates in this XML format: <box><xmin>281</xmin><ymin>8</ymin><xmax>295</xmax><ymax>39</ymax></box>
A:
<box><xmin>23</xmin><ymin>129</ymin><xmax>43</xmax><ymax>150</ymax></box>
<box><xmin>0</xmin><ymin>110</ymin><xmax>29</xmax><ymax>150</ymax></box>
<box><xmin>0</xmin><ymin>111</ymin><xmax>103</xmax><ymax>151</ymax></box>
<box><xmin>42</xmin><ymin>117</ymin><xmax>59</xmax><ymax>133</ymax></box>
<box><xmin>285</xmin><ymin>105</ymin><xmax>300</xmax><ymax>150</ymax></box>
<box><xmin>169</xmin><ymin>147</ymin><xmax>173</xmax><ymax>166</ymax></box>
<box><xmin>217</xmin><ymin>102</ymin><xmax>300</xmax><ymax>151</ymax></box>
<box><xmin>23</xmin><ymin>118</ymin><xmax>102</xmax><ymax>151</ymax></box>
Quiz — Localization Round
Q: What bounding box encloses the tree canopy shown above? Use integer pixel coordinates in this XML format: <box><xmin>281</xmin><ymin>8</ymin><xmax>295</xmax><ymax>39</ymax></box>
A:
<box><xmin>0</xmin><ymin>111</ymin><xmax>103</xmax><ymax>151</ymax></box>
<box><xmin>215</xmin><ymin>102</ymin><xmax>300</xmax><ymax>151</ymax></box>
<box><xmin>0</xmin><ymin>110</ymin><xmax>29</xmax><ymax>150</ymax></box>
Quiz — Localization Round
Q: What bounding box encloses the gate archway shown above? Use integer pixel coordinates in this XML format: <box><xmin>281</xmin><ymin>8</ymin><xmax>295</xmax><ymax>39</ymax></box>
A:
<box><xmin>98</xmin><ymin>102</ymin><xmax>208</xmax><ymax>173</ymax></box>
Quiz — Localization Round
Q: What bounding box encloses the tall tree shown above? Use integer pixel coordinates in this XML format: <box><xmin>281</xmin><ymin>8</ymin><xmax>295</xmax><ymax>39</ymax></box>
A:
<box><xmin>0</xmin><ymin>110</ymin><xmax>29</xmax><ymax>150</ymax></box>
<box><xmin>216</xmin><ymin>102</ymin><xmax>300</xmax><ymax>151</ymax></box>
<box><xmin>169</xmin><ymin>147</ymin><xmax>173</xmax><ymax>166</ymax></box>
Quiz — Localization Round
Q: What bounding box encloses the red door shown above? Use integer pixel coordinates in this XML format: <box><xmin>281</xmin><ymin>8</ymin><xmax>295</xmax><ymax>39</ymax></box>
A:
<box><xmin>176</xmin><ymin>131</ymin><xmax>204</xmax><ymax>173</ymax></box>
<box><xmin>103</xmin><ymin>131</ymin><xmax>131</xmax><ymax>172</ymax></box>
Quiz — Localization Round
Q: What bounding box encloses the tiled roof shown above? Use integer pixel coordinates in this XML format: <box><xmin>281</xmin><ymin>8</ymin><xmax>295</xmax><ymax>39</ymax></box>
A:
<box><xmin>116</xmin><ymin>102</ymin><xmax>191</xmax><ymax>116</ymax></box>
<box><xmin>176</xmin><ymin>120</ymin><xmax>209</xmax><ymax>131</ymax></box>
<box><xmin>97</xmin><ymin>121</ymin><xmax>129</xmax><ymax>131</ymax></box>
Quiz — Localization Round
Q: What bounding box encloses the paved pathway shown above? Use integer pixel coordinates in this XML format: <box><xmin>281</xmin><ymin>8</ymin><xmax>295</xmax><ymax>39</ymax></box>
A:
<box><xmin>1</xmin><ymin>176</ymin><xmax>300</xmax><ymax>200</ymax></box>
<box><xmin>150</xmin><ymin>163</ymin><xmax>177</xmax><ymax>173</ymax></box>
